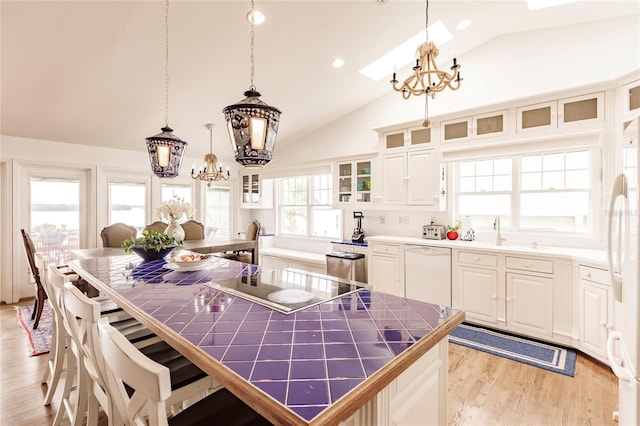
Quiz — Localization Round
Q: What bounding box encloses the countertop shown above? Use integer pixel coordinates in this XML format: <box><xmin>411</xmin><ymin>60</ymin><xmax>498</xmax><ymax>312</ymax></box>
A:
<box><xmin>69</xmin><ymin>254</ymin><xmax>463</xmax><ymax>425</ymax></box>
<box><xmin>366</xmin><ymin>235</ymin><xmax>608</xmax><ymax>266</ymax></box>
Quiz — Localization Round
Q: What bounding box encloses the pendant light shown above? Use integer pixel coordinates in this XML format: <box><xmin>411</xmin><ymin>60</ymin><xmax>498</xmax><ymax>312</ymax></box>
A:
<box><xmin>223</xmin><ymin>0</ymin><xmax>281</xmax><ymax>168</ymax></box>
<box><xmin>191</xmin><ymin>123</ymin><xmax>230</xmax><ymax>187</ymax></box>
<box><xmin>146</xmin><ymin>0</ymin><xmax>187</xmax><ymax>178</ymax></box>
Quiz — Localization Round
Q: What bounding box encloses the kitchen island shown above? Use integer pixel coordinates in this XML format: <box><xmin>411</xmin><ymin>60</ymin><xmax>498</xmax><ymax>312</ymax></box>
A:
<box><xmin>69</xmin><ymin>253</ymin><xmax>464</xmax><ymax>425</ymax></box>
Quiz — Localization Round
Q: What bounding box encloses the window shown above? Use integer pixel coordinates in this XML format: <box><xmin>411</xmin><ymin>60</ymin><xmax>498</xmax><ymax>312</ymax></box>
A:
<box><xmin>161</xmin><ymin>183</ymin><xmax>192</xmax><ymax>204</ymax></box>
<box><xmin>30</xmin><ymin>175</ymin><xmax>80</xmax><ymax>263</ymax></box>
<box><xmin>455</xmin><ymin>148</ymin><xmax>595</xmax><ymax>233</ymax></box>
<box><xmin>108</xmin><ymin>180</ymin><xmax>146</xmax><ymax>232</ymax></box>
<box><xmin>279</xmin><ymin>174</ymin><xmax>341</xmax><ymax>238</ymax></box>
<box><xmin>205</xmin><ymin>186</ymin><xmax>231</xmax><ymax>238</ymax></box>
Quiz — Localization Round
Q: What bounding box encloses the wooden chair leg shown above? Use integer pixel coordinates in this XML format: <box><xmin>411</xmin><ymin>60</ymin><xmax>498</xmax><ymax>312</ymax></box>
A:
<box><xmin>31</xmin><ymin>298</ymin><xmax>38</xmax><ymax>320</ymax></box>
<box><xmin>32</xmin><ymin>288</ymin><xmax>46</xmax><ymax>330</ymax></box>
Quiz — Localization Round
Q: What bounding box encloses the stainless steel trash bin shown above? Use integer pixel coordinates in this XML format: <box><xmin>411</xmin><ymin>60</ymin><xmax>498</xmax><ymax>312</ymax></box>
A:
<box><xmin>326</xmin><ymin>251</ymin><xmax>366</xmax><ymax>283</ymax></box>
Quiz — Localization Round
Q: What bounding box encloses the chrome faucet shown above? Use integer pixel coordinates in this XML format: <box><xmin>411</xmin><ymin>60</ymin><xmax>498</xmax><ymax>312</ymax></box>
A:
<box><xmin>494</xmin><ymin>216</ymin><xmax>507</xmax><ymax>246</ymax></box>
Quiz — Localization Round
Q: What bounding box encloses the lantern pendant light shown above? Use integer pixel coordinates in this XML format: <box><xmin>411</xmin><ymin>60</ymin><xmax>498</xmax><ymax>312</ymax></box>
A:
<box><xmin>223</xmin><ymin>0</ymin><xmax>281</xmax><ymax>168</ymax></box>
<box><xmin>146</xmin><ymin>0</ymin><xmax>187</xmax><ymax>178</ymax></box>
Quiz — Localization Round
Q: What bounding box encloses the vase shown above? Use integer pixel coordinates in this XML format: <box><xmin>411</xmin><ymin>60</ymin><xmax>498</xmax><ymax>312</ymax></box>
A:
<box><xmin>165</xmin><ymin>219</ymin><xmax>185</xmax><ymax>242</ymax></box>
<box><xmin>446</xmin><ymin>231</ymin><xmax>459</xmax><ymax>240</ymax></box>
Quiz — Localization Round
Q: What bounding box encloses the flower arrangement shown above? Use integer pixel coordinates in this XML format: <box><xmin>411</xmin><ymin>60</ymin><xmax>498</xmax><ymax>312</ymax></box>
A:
<box><xmin>447</xmin><ymin>220</ymin><xmax>462</xmax><ymax>232</ymax></box>
<box><xmin>157</xmin><ymin>196</ymin><xmax>194</xmax><ymax>223</ymax></box>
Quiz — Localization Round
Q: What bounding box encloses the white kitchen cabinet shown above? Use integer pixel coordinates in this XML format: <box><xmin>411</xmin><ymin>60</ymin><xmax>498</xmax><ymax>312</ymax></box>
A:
<box><xmin>441</xmin><ymin>109</ymin><xmax>508</xmax><ymax>143</ymax></box>
<box><xmin>369</xmin><ymin>242</ymin><xmax>404</xmax><ymax>296</ymax></box>
<box><xmin>240</xmin><ymin>173</ymin><xmax>273</xmax><ymax>209</ymax></box>
<box><xmin>458</xmin><ymin>265</ymin><xmax>498</xmax><ymax>324</ymax></box>
<box><xmin>516</xmin><ymin>92</ymin><xmax>604</xmax><ymax>133</ymax></box>
<box><xmin>506</xmin><ymin>272</ymin><xmax>553</xmax><ymax>337</ymax></box>
<box><xmin>578</xmin><ymin>264</ymin><xmax>615</xmax><ymax>361</ymax></box>
<box><xmin>622</xmin><ymin>79</ymin><xmax>640</xmax><ymax>119</ymax></box>
<box><xmin>382</xmin><ymin>149</ymin><xmax>439</xmax><ymax>206</ymax></box>
<box><xmin>335</xmin><ymin>159</ymin><xmax>373</xmax><ymax>205</ymax></box>
<box><xmin>383</xmin><ymin>126</ymin><xmax>434</xmax><ymax>151</ymax></box>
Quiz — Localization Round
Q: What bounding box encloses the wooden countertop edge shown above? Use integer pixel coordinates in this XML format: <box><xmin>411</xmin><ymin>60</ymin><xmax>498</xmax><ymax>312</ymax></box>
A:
<box><xmin>309</xmin><ymin>310</ymin><xmax>466</xmax><ymax>426</ymax></box>
<box><xmin>72</xmin><ymin>262</ymin><xmax>464</xmax><ymax>426</ymax></box>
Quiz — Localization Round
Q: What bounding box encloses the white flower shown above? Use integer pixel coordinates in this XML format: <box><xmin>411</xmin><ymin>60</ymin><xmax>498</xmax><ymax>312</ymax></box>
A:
<box><xmin>157</xmin><ymin>196</ymin><xmax>195</xmax><ymax>223</ymax></box>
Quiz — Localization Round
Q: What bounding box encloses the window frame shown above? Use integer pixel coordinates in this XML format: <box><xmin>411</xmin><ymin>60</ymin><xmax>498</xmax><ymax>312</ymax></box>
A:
<box><xmin>452</xmin><ymin>145</ymin><xmax>602</xmax><ymax>240</ymax></box>
<box><xmin>277</xmin><ymin>173</ymin><xmax>342</xmax><ymax>239</ymax></box>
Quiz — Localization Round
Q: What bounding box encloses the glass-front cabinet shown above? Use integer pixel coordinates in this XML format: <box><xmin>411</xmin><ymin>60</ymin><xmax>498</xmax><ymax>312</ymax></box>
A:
<box><xmin>623</xmin><ymin>79</ymin><xmax>640</xmax><ymax>119</ymax></box>
<box><xmin>241</xmin><ymin>173</ymin><xmax>273</xmax><ymax>209</ymax></box>
<box><xmin>516</xmin><ymin>92</ymin><xmax>604</xmax><ymax>133</ymax></box>
<box><xmin>441</xmin><ymin>110</ymin><xmax>508</xmax><ymax>143</ymax></box>
<box><xmin>336</xmin><ymin>159</ymin><xmax>372</xmax><ymax>205</ymax></box>
<box><xmin>384</xmin><ymin>126</ymin><xmax>434</xmax><ymax>150</ymax></box>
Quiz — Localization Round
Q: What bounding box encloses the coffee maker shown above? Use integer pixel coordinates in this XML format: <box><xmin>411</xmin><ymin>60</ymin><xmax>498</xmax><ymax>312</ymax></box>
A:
<box><xmin>351</xmin><ymin>211</ymin><xmax>365</xmax><ymax>243</ymax></box>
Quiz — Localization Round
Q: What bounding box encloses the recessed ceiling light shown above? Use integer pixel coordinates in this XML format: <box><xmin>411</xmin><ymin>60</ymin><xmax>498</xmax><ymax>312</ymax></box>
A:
<box><xmin>332</xmin><ymin>58</ymin><xmax>345</xmax><ymax>68</ymax></box>
<box><xmin>359</xmin><ymin>21</ymin><xmax>453</xmax><ymax>81</ymax></box>
<box><xmin>246</xmin><ymin>10</ymin><xmax>265</xmax><ymax>25</ymax></box>
<box><xmin>456</xmin><ymin>19</ymin><xmax>471</xmax><ymax>31</ymax></box>
<box><xmin>527</xmin><ymin>0</ymin><xmax>579</xmax><ymax>10</ymax></box>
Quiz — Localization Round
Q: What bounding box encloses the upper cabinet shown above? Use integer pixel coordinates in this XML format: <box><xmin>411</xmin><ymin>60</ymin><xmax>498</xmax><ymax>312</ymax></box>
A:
<box><xmin>516</xmin><ymin>92</ymin><xmax>604</xmax><ymax>134</ymax></box>
<box><xmin>384</xmin><ymin>126</ymin><xmax>436</xmax><ymax>151</ymax></box>
<box><xmin>441</xmin><ymin>110</ymin><xmax>509</xmax><ymax>143</ymax></box>
<box><xmin>240</xmin><ymin>173</ymin><xmax>273</xmax><ymax>209</ymax></box>
<box><xmin>335</xmin><ymin>159</ymin><xmax>373</xmax><ymax>205</ymax></box>
<box><xmin>622</xmin><ymin>79</ymin><xmax>640</xmax><ymax>119</ymax></box>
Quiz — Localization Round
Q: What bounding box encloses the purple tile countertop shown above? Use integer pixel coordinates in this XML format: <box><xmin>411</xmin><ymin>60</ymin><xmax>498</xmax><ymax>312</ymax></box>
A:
<box><xmin>70</xmin><ymin>254</ymin><xmax>462</xmax><ymax>425</ymax></box>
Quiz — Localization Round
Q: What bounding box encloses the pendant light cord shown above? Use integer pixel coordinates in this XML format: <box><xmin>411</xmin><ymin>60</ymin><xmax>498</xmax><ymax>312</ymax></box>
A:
<box><xmin>423</xmin><ymin>0</ymin><xmax>430</xmax><ymax>126</ymax></box>
<box><xmin>249</xmin><ymin>0</ymin><xmax>256</xmax><ymax>90</ymax></box>
<box><xmin>164</xmin><ymin>0</ymin><xmax>170</xmax><ymax>127</ymax></box>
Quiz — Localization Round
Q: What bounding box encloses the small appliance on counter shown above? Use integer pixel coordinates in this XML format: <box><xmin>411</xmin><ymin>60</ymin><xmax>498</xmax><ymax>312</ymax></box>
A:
<box><xmin>351</xmin><ymin>211</ymin><xmax>365</xmax><ymax>243</ymax></box>
<box><xmin>422</xmin><ymin>224</ymin><xmax>446</xmax><ymax>240</ymax></box>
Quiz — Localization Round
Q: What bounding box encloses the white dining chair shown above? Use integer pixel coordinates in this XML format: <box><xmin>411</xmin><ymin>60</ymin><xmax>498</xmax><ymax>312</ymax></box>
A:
<box><xmin>61</xmin><ymin>282</ymin><xmax>218</xmax><ymax>425</ymax></box>
<box><xmin>98</xmin><ymin>318</ymin><xmax>272</xmax><ymax>426</ymax></box>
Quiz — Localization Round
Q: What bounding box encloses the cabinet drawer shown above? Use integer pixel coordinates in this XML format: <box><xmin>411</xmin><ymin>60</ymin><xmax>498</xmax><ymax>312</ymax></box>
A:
<box><xmin>371</xmin><ymin>243</ymin><xmax>401</xmax><ymax>256</ymax></box>
<box><xmin>505</xmin><ymin>256</ymin><xmax>553</xmax><ymax>274</ymax></box>
<box><xmin>458</xmin><ymin>251</ymin><xmax>497</xmax><ymax>268</ymax></box>
<box><xmin>579</xmin><ymin>265</ymin><xmax>609</xmax><ymax>285</ymax></box>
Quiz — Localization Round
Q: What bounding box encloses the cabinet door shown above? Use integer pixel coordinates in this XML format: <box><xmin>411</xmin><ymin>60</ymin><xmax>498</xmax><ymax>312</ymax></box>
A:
<box><xmin>383</xmin><ymin>153</ymin><xmax>406</xmax><ymax>205</ymax></box>
<box><xmin>409</xmin><ymin>127</ymin><xmax>432</xmax><ymax>148</ymax></box>
<box><xmin>241</xmin><ymin>175</ymin><xmax>251</xmax><ymax>205</ymax></box>
<box><xmin>506</xmin><ymin>273</ymin><xmax>553</xmax><ymax>336</ymax></box>
<box><xmin>458</xmin><ymin>266</ymin><xmax>498</xmax><ymax>324</ymax></box>
<box><xmin>516</xmin><ymin>101</ymin><xmax>557</xmax><ymax>133</ymax></box>
<box><xmin>370</xmin><ymin>254</ymin><xmax>404</xmax><ymax>297</ymax></box>
<box><xmin>623</xmin><ymin>79</ymin><xmax>640</xmax><ymax>118</ymax></box>
<box><xmin>579</xmin><ymin>282</ymin><xmax>609</xmax><ymax>358</ymax></box>
<box><xmin>337</xmin><ymin>162</ymin><xmax>353</xmax><ymax>203</ymax></box>
<box><xmin>558</xmin><ymin>92</ymin><xmax>604</xmax><ymax>128</ymax></box>
<box><xmin>355</xmin><ymin>160</ymin><xmax>372</xmax><ymax>203</ymax></box>
<box><xmin>406</xmin><ymin>150</ymin><xmax>437</xmax><ymax>206</ymax></box>
<box><xmin>441</xmin><ymin>117</ymin><xmax>471</xmax><ymax>143</ymax></box>
<box><xmin>384</xmin><ymin>130</ymin><xmax>406</xmax><ymax>150</ymax></box>
<box><xmin>250</xmin><ymin>174</ymin><xmax>260</xmax><ymax>203</ymax></box>
<box><xmin>474</xmin><ymin>110</ymin><xmax>508</xmax><ymax>139</ymax></box>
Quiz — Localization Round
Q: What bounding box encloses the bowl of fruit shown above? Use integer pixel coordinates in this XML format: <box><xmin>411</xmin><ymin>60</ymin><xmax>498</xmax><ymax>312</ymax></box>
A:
<box><xmin>168</xmin><ymin>252</ymin><xmax>212</xmax><ymax>268</ymax></box>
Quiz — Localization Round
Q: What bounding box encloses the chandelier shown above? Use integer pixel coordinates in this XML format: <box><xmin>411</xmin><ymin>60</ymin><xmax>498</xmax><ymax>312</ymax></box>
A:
<box><xmin>390</xmin><ymin>0</ymin><xmax>462</xmax><ymax>127</ymax></box>
<box><xmin>191</xmin><ymin>124</ymin><xmax>230</xmax><ymax>187</ymax></box>
<box><xmin>223</xmin><ymin>0</ymin><xmax>281</xmax><ymax>168</ymax></box>
<box><xmin>146</xmin><ymin>0</ymin><xmax>187</xmax><ymax>178</ymax></box>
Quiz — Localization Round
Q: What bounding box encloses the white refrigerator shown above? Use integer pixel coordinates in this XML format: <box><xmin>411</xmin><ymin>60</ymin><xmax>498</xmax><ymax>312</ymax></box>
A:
<box><xmin>607</xmin><ymin>117</ymin><xmax>639</xmax><ymax>425</ymax></box>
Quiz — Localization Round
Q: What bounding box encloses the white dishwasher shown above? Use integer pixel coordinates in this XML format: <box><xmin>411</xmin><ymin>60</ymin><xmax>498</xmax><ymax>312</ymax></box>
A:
<box><xmin>404</xmin><ymin>245</ymin><xmax>452</xmax><ymax>306</ymax></box>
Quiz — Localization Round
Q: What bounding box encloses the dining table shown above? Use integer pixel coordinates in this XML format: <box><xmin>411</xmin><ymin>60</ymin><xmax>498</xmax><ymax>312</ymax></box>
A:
<box><xmin>71</xmin><ymin>237</ymin><xmax>258</xmax><ymax>264</ymax></box>
<box><xmin>68</xmin><ymin>250</ymin><xmax>464</xmax><ymax>425</ymax></box>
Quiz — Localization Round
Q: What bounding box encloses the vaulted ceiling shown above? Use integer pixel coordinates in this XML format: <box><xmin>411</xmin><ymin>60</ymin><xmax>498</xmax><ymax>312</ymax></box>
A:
<box><xmin>2</xmin><ymin>1</ymin><xmax>638</xmax><ymax>163</ymax></box>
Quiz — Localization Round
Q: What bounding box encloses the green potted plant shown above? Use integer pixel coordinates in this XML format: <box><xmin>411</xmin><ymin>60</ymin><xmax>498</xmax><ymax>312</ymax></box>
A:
<box><xmin>447</xmin><ymin>220</ymin><xmax>462</xmax><ymax>240</ymax></box>
<box><xmin>122</xmin><ymin>230</ymin><xmax>181</xmax><ymax>262</ymax></box>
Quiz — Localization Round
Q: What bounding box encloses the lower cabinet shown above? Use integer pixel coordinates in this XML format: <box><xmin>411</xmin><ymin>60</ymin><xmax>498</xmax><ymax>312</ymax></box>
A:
<box><xmin>454</xmin><ymin>250</ymin><xmax>554</xmax><ymax>338</ymax></box>
<box><xmin>506</xmin><ymin>272</ymin><xmax>553</xmax><ymax>337</ymax></box>
<box><xmin>369</xmin><ymin>242</ymin><xmax>404</xmax><ymax>296</ymax></box>
<box><xmin>578</xmin><ymin>264</ymin><xmax>615</xmax><ymax>361</ymax></box>
<box><xmin>458</xmin><ymin>266</ymin><xmax>498</xmax><ymax>324</ymax></box>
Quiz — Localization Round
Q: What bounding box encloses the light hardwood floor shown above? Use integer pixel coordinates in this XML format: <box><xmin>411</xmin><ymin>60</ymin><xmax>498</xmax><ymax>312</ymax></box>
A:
<box><xmin>0</xmin><ymin>301</ymin><xmax>619</xmax><ymax>425</ymax></box>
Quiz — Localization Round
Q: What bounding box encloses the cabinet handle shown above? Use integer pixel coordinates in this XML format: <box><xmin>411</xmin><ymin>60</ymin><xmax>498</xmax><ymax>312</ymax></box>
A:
<box><xmin>491</xmin><ymin>295</ymin><xmax>497</xmax><ymax>300</ymax></box>
<box><xmin>506</xmin><ymin>297</ymin><xmax>512</xmax><ymax>303</ymax></box>
<box><xmin>586</xmin><ymin>273</ymin><xmax>592</xmax><ymax>278</ymax></box>
<box><xmin>474</xmin><ymin>257</ymin><xmax>480</xmax><ymax>261</ymax></box>
<box><xmin>525</xmin><ymin>263</ymin><xmax>533</xmax><ymax>268</ymax></box>
<box><xmin>607</xmin><ymin>323</ymin><xmax>613</xmax><ymax>330</ymax></box>
<box><xmin>600</xmin><ymin>321</ymin><xmax>607</xmax><ymax>327</ymax></box>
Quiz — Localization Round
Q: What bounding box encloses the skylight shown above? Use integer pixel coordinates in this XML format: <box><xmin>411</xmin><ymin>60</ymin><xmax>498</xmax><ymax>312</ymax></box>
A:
<box><xmin>527</xmin><ymin>0</ymin><xmax>579</xmax><ymax>10</ymax></box>
<box><xmin>359</xmin><ymin>21</ymin><xmax>453</xmax><ymax>82</ymax></box>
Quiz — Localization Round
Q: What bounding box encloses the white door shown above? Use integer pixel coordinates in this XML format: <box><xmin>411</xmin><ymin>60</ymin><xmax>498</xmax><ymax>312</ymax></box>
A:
<box><xmin>506</xmin><ymin>272</ymin><xmax>553</xmax><ymax>336</ymax></box>
<box><xmin>406</xmin><ymin>149</ymin><xmax>436</xmax><ymax>206</ymax></box>
<box><xmin>580</xmin><ymin>282</ymin><xmax>609</xmax><ymax>358</ymax></box>
<box><xmin>371</xmin><ymin>255</ymin><xmax>404</xmax><ymax>297</ymax></box>
<box><xmin>383</xmin><ymin>153</ymin><xmax>405</xmax><ymax>205</ymax></box>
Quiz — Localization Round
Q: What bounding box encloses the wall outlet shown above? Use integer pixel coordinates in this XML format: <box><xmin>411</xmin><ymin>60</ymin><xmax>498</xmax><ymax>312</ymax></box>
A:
<box><xmin>399</xmin><ymin>215</ymin><xmax>409</xmax><ymax>224</ymax></box>
<box><xmin>380</xmin><ymin>215</ymin><xmax>385</xmax><ymax>224</ymax></box>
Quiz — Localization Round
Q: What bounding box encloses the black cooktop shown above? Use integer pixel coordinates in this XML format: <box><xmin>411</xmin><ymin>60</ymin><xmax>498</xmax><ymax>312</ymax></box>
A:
<box><xmin>207</xmin><ymin>268</ymin><xmax>364</xmax><ymax>314</ymax></box>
